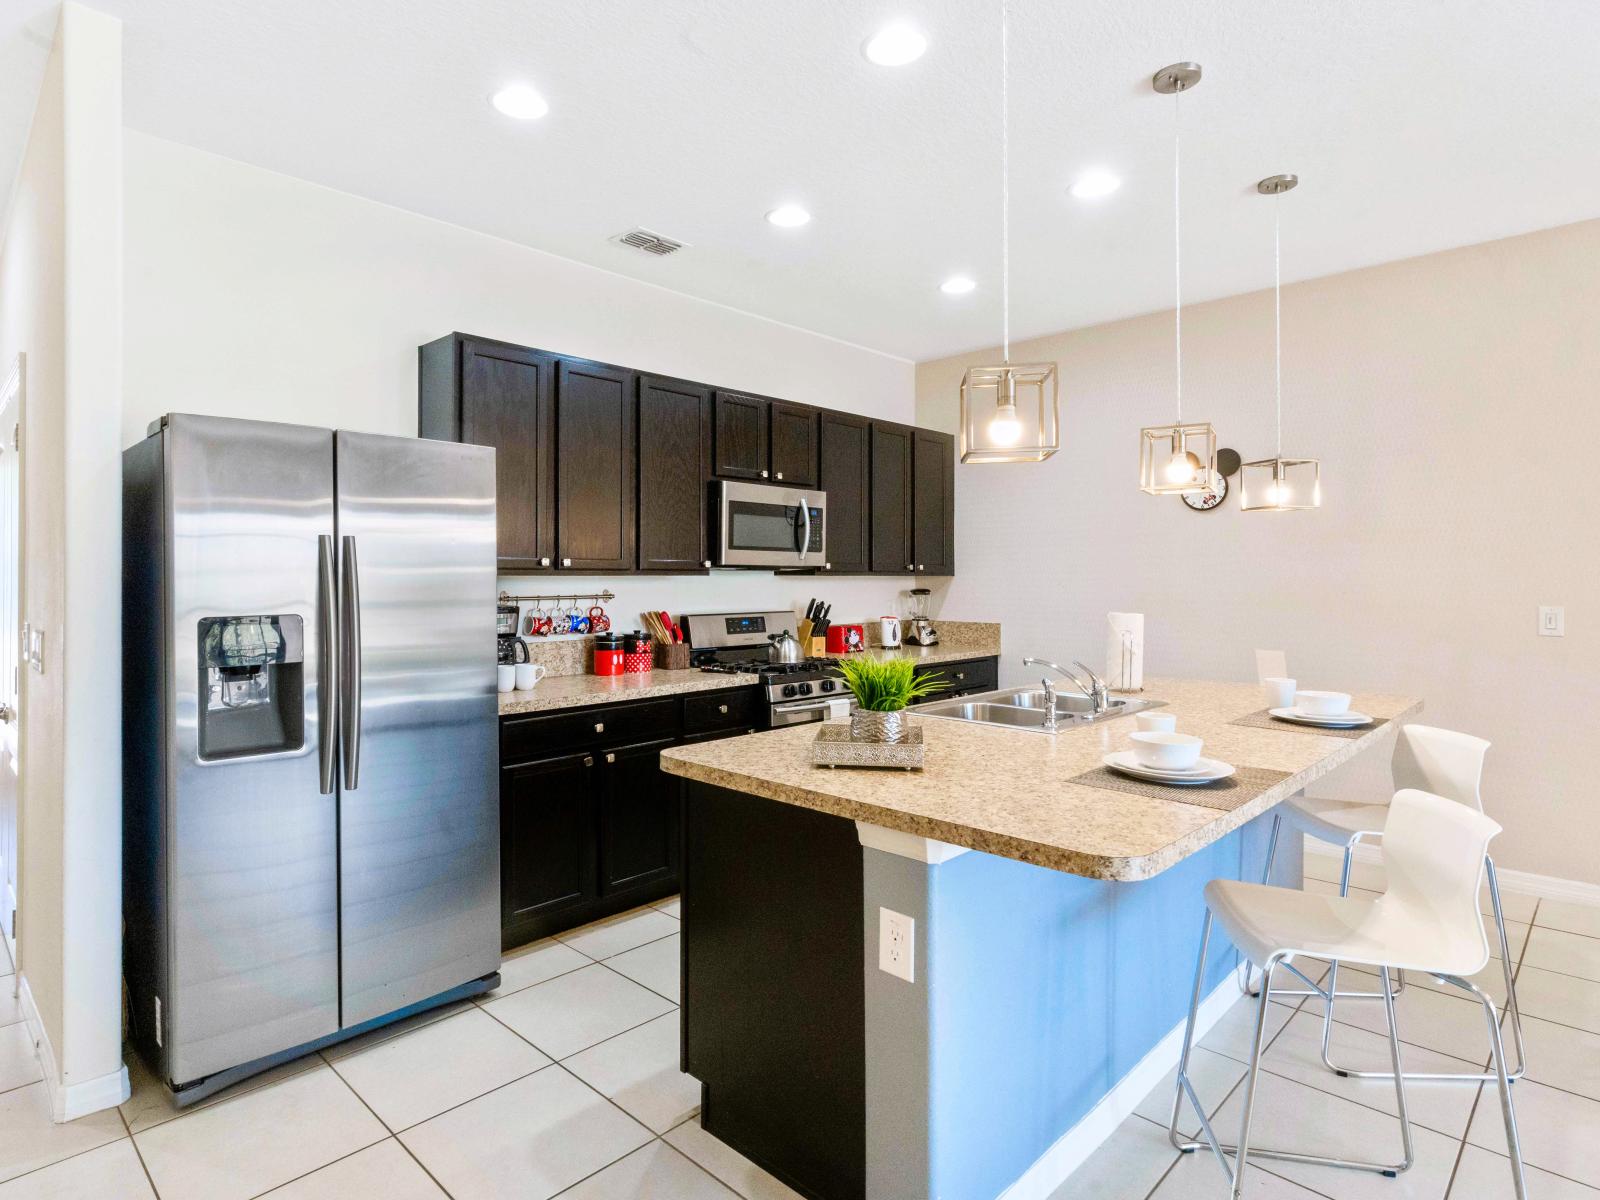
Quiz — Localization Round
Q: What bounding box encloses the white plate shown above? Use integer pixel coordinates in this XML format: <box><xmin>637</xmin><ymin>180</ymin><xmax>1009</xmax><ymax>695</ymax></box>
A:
<box><xmin>1103</xmin><ymin>751</ymin><xmax>1236</xmax><ymax>785</ymax></box>
<box><xmin>1269</xmin><ymin>707</ymin><xmax>1374</xmax><ymax>728</ymax></box>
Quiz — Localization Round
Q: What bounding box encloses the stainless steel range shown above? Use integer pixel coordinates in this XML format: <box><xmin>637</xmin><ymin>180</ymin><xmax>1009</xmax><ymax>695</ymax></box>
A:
<box><xmin>681</xmin><ymin>610</ymin><xmax>853</xmax><ymax>728</ymax></box>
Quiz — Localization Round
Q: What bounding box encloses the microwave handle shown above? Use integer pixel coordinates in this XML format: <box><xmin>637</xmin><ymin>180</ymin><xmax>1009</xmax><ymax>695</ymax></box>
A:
<box><xmin>797</xmin><ymin>496</ymin><xmax>811</xmax><ymax>564</ymax></box>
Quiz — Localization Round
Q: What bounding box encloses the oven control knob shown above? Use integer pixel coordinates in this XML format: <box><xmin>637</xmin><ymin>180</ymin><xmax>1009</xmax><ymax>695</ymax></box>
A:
<box><xmin>797</xmin><ymin>682</ymin><xmax>813</xmax><ymax>696</ymax></box>
<box><xmin>782</xmin><ymin>684</ymin><xmax>798</xmax><ymax>697</ymax></box>
<box><xmin>819</xmin><ymin>679</ymin><xmax>835</xmax><ymax>693</ymax></box>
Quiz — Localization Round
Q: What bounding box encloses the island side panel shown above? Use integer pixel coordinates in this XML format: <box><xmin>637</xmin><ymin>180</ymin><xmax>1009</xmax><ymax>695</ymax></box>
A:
<box><xmin>681</xmin><ymin>780</ymin><xmax>866</xmax><ymax>1200</ymax></box>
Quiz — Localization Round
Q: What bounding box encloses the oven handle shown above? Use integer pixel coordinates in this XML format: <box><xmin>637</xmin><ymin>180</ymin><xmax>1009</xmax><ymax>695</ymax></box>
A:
<box><xmin>771</xmin><ymin>696</ymin><xmax>850</xmax><ymax>716</ymax></box>
<box><xmin>796</xmin><ymin>496</ymin><xmax>811</xmax><ymax>564</ymax></box>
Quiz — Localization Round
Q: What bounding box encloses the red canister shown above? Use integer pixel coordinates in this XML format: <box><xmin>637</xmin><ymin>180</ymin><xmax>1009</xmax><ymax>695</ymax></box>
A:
<box><xmin>593</xmin><ymin>634</ymin><xmax>624</xmax><ymax>676</ymax></box>
<box><xmin>622</xmin><ymin>632</ymin><xmax>652</xmax><ymax>674</ymax></box>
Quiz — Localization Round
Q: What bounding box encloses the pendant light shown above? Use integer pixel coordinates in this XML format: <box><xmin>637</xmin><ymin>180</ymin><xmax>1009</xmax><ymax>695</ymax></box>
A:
<box><xmin>959</xmin><ymin>0</ymin><xmax>1060</xmax><ymax>464</ymax></box>
<box><xmin>1240</xmin><ymin>174</ymin><xmax>1321</xmax><ymax>510</ymax></box>
<box><xmin>1138</xmin><ymin>62</ymin><xmax>1219</xmax><ymax>496</ymax></box>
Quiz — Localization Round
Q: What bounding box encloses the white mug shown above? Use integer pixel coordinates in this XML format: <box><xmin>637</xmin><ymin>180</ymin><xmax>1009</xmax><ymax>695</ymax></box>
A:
<box><xmin>515</xmin><ymin>662</ymin><xmax>547</xmax><ymax>691</ymax></box>
<box><xmin>1135</xmin><ymin>711</ymin><xmax>1177</xmax><ymax>733</ymax></box>
<box><xmin>497</xmin><ymin>664</ymin><xmax>515</xmax><ymax>693</ymax></box>
<box><xmin>1262</xmin><ymin>677</ymin><xmax>1297</xmax><ymax>710</ymax></box>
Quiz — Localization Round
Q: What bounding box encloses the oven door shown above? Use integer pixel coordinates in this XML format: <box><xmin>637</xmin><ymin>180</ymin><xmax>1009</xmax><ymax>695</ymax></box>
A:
<box><xmin>767</xmin><ymin>695</ymin><xmax>854</xmax><ymax>729</ymax></box>
<box><xmin>716</xmin><ymin>481</ymin><xmax>826</xmax><ymax>568</ymax></box>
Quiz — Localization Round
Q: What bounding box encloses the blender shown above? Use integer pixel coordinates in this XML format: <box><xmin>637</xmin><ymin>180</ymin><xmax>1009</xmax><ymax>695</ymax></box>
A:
<box><xmin>905</xmin><ymin>588</ymin><xmax>939</xmax><ymax>646</ymax></box>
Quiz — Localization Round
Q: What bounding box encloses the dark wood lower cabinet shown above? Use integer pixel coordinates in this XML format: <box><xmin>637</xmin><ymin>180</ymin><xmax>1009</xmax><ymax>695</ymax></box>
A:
<box><xmin>500</xmin><ymin>752</ymin><xmax>598</xmax><ymax>939</ymax></box>
<box><xmin>598</xmin><ymin>738</ymin><xmax>678</xmax><ymax>894</ymax></box>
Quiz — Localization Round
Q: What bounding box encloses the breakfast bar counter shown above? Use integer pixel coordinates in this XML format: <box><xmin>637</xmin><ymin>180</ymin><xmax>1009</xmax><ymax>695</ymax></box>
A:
<box><xmin>660</xmin><ymin>677</ymin><xmax>1420</xmax><ymax>1200</ymax></box>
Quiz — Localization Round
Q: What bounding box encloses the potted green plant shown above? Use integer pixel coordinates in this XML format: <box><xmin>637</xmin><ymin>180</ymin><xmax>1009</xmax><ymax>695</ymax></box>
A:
<box><xmin>837</xmin><ymin>657</ymin><xmax>947</xmax><ymax>744</ymax></box>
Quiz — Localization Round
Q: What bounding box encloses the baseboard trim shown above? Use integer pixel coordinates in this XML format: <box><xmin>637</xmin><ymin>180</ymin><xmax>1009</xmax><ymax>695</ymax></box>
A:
<box><xmin>1304</xmin><ymin>838</ymin><xmax>1600</xmax><ymax>907</ymax></box>
<box><xmin>17</xmin><ymin>973</ymin><xmax>130</xmax><ymax>1122</ymax></box>
<box><xmin>996</xmin><ymin>972</ymin><xmax>1240</xmax><ymax>1200</ymax></box>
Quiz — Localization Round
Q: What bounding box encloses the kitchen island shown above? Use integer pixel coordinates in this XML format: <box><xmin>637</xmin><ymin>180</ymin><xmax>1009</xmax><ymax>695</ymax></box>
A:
<box><xmin>660</xmin><ymin>678</ymin><xmax>1420</xmax><ymax>1200</ymax></box>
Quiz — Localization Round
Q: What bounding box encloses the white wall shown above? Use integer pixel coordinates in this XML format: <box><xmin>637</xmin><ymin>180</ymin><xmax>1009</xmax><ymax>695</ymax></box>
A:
<box><xmin>917</xmin><ymin>220</ymin><xmax>1600</xmax><ymax>886</ymax></box>
<box><xmin>0</xmin><ymin>1</ymin><xmax>126</xmax><ymax>1118</ymax></box>
<box><xmin>123</xmin><ymin>132</ymin><xmax>920</xmax><ymax>626</ymax></box>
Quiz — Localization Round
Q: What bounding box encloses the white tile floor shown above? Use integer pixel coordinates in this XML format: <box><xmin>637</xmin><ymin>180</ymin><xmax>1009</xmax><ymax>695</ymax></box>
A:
<box><xmin>0</xmin><ymin>870</ymin><xmax>1595</xmax><ymax>1199</ymax></box>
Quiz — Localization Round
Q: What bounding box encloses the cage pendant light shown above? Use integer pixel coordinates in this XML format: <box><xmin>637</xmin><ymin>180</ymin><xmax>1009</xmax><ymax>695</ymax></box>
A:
<box><xmin>1139</xmin><ymin>63</ymin><xmax>1219</xmax><ymax>496</ymax></box>
<box><xmin>1240</xmin><ymin>174</ymin><xmax>1321</xmax><ymax>511</ymax></box>
<box><xmin>959</xmin><ymin>0</ymin><xmax>1060</xmax><ymax>464</ymax></box>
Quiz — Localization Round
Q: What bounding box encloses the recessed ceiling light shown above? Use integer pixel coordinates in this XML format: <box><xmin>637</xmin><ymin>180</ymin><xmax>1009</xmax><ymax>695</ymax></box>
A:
<box><xmin>1069</xmin><ymin>168</ymin><xmax>1122</xmax><ymax>200</ymax></box>
<box><xmin>940</xmin><ymin>275</ymin><xmax>977</xmax><ymax>295</ymax></box>
<box><xmin>491</xmin><ymin>84</ymin><xmax>549</xmax><ymax>120</ymax></box>
<box><xmin>863</xmin><ymin>22</ymin><xmax>928</xmax><ymax>66</ymax></box>
<box><xmin>765</xmin><ymin>204</ymin><xmax>812</xmax><ymax>228</ymax></box>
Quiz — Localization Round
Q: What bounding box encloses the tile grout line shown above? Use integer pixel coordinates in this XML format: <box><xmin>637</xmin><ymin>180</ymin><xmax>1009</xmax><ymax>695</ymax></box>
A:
<box><xmin>0</xmin><ymin>1122</ymin><xmax>137</xmax><ymax>1193</ymax></box>
<box><xmin>317</xmin><ymin>1050</ymin><xmax>460</xmax><ymax>1200</ymax></box>
<box><xmin>119</xmin><ymin>1104</ymin><xmax>165</xmax><ymax>1199</ymax></box>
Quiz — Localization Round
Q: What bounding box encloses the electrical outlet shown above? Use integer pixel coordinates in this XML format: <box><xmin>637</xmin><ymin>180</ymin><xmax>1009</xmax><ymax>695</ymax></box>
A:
<box><xmin>1539</xmin><ymin>606</ymin><xmax>1565</xmax><ymax>637</ymax></box>
<box><xmin>878</xmin><ymin>907</ymin><xmax>915</xmax><ymax>983</ymax></box>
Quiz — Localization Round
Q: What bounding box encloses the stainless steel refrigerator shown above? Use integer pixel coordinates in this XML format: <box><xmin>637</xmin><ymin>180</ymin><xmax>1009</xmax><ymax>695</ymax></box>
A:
<box><xmin>123</xmin><ymin>413</ymin><xmax>500</xmax><ymax>1102</ymax></box>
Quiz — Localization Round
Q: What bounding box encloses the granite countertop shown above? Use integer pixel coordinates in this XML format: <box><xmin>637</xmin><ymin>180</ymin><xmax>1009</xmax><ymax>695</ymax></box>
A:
<box><xmin>851</xmin><ymin>643</ymin><xmax>998</xmax><ymax>668</ymax></box>
<box><xmin>499</xmin><ymin>669</ymin><xmax>761</xmax><ymax>716</ymax></box>
<box><xmin>660</xmin><ymin>677</ymin><xmax>1421</xmax><ymax>881</ymax></box>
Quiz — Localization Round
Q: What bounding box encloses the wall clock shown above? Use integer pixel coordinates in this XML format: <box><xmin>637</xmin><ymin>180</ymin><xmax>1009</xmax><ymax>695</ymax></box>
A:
<box><xmin>1182</xmin><ymin>447</ymin><xmax>1239</xmax><ymax>513</ymax></box>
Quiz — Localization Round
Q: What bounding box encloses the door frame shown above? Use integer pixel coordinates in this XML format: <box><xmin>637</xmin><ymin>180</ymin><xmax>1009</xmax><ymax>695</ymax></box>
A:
<box><xmin>1</xmin><ymin>353</ymin><xmax>24</xmax><ymax>966</ymax></box>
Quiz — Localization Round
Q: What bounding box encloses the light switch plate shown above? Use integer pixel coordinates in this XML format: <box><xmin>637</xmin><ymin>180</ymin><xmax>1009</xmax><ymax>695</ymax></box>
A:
<box><xmin>878</xmin><ymin>907</ymin><xmax>915</xmax><ymax>983</ymax></box>
<box><xmin>1538</xmin><ymin>606</ymin><xmax>1565</xmax><ymax>637</ymax></box>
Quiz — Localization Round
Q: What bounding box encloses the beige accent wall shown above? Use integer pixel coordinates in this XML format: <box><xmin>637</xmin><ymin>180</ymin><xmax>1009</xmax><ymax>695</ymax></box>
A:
<box><xmin>917</xmin><ymin>219</ymin><xmax>1600</xmax><ymax>885</ymax></box>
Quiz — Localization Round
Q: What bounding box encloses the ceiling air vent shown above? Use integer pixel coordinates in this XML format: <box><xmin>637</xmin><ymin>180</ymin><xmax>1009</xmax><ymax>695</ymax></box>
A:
<box><xmin>612</xmin><ymin>228</ymin><xmax>687</xmax><ymax>257</ymax></box>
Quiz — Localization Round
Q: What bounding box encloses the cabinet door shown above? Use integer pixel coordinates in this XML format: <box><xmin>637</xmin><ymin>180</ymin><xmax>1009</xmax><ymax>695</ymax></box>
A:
<box><xmin>713</xmin><ymin>390</ymin><xmax>769</xmax><ymax>479</ymax></box>
<box><xmin>638</xmin><ymin>376</ymin><xmax>712</xmax><ymax>572</ymax></box>
<box><xmin>458</xmin><ymin>338</ymin><xmax>556</xmax><ymax>571</ymax></box>
<box><xmin>911</xmin><ymin>428</ymin><xmax>955</xmax><ymax>575</ymax></box>
<box><xmin>869</xmin><ymin>422</ymin><xmax>914</xmax><ymax>574</ymax></box>
<box><xmin>597</xmin><ymin>738</ymin><xmax>678</xmax><ymax>895</ymax></box>
<box><xmin>557</xmin><ymin>360</ymin><xmax>637</xmax><ymax>571</ymax></box>
<box><xmin>501</xmin><ymin>753</ymin><xmax>597</xmax><ymax>934</ymax></box>
<box><xmin>769</xmin><ymin>401</ymin><xmax>817</xmax><ymax>487</ymax></box>
<box><xmin>817</xmin><ymin>412</ymin><xmax>870</xmax><ymax>574</ymax></box>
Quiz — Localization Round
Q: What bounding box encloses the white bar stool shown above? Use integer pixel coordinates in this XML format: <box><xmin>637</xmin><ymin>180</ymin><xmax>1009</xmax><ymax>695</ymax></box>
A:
<box><xmin>1170</xmin><ymin>789</ymin><xmax>1526</xmax><ymax>1200</ymax></box>
<box><xmin>1259</xmin><ymin>723</ymin><xmax>1526</xmax><ymax>1082</ymax></box>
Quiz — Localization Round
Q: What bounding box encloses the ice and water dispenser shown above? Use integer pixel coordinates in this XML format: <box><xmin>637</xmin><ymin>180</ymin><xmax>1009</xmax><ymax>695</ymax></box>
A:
<box><xmin>197</xmin><ymin>615</ymin><xmax>305</xmax><ymax>759</ymax></box>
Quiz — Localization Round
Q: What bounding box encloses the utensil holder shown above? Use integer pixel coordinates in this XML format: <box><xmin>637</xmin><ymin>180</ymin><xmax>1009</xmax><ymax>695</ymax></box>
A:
<box><xmin>653</xmin><ymin>642</ymin><xmax>691</xmax><ymax>671</ymax></box>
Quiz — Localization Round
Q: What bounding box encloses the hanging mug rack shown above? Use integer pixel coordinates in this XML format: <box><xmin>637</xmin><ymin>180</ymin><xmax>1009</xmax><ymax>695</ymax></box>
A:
<box><xmin>499</xmin><ymin>590</ymin><xmax>616</xmax><ymax>638</ymax></box>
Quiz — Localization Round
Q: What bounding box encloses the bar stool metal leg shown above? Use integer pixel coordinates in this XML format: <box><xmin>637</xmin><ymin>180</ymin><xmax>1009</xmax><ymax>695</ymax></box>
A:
<box><xmin>1320</xmin><ymin>855</ymin><xmax>1526</xmax><ymax>1083</ymax></box>
<box><xmin>1438</xmin><ymin>974</ymin><xmax>1529</xmax><ymax>1200</ymax></box>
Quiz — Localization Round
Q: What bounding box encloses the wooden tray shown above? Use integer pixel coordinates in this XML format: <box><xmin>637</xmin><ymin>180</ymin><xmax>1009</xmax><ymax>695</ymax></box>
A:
<box><xmin>809</xmin><ymin>725</ymin><xmax>925</xmax><ymax>771</ymax></box>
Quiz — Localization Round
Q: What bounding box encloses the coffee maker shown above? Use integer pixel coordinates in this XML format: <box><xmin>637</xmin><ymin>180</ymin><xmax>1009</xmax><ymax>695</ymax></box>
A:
<box><xmin>497</xmin><ymin>602</ymin><xmax>527</xmax><ymax>665</ymax></box>
<box><xmin>905</xmin><ymin>588</ymin><xmax>939</xmax><ymax>646</ymax></box>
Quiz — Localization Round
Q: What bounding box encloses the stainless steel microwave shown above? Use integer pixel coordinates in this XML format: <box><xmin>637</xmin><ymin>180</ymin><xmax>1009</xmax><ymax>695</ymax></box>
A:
<box><xmin>714</xmin><ymin>480</ymin><xmax>827</xmax><ymax>568</ymax></box>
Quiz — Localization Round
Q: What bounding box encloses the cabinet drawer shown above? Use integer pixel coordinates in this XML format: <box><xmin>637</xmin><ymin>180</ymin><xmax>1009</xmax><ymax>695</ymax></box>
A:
<box><xmin>502</xmin><ymin>698</ymin><xmax>680</xmax><ymax>763</ymax></box>
<box><xmin>683</xmin><ymin>688</ymin><xmax>760</xmax><ymax>735</ymax></box>
<box><xmin>914</xmin><ymin>657</ymin><xmax>997</xmax><ymax>700</ymax></box>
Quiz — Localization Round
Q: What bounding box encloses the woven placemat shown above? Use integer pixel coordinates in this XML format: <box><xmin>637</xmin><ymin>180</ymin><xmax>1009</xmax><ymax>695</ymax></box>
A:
<box><xmin>1070</xmin><ymin>764</ymin><xmax>1292</xmax><ymax>813</ymax></box>
<box><xmin>1230</xmin><ymin>709</ymin><xmax>1389</xmax><ymax>740</ymax></box>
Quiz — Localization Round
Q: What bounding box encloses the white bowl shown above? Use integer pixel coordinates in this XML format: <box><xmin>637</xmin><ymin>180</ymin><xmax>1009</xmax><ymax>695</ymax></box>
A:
<box><xmin>1135</xmin><ymin>712</ymin><xmax>1177</xmax><ymax>733</ymax></box>
<box><xmin>1129</xmin><ymin>731</ymin><xmax>1203</xmax><ymax>771</ymax></box>
<box><xmin>1295</xmin><ymin>690</ymin><xmax>1351</xmax><ymax>716</ymax></box>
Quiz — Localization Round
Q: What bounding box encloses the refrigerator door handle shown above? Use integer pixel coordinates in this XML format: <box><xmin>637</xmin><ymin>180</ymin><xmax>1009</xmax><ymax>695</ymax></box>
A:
<box><xmin>317</xmin><ymin>534</ymin><xmax>339</xmax><ymax>795</ymax></box>
<box><xmin>340</xmin><ymin>534</ymin><xmax>363</xmax><ymax>790</ymax></box>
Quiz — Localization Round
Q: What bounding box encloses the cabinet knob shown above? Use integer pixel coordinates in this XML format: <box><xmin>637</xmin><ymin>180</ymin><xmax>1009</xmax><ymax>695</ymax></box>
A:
<box><xmin>718</xmin><ymin>704</ymin><xmax>728</xmax><ymax>714</ymax></box>
<box><xmin>918</xmin><ymin>564</ymin><xmax>925</xmax><ymax>570</ymax></box>
<box><xmin>562</xmin><ymin>557</ymin><xmax>572</xmax><ymax>567</ymax></box>
<box><xmin>594</xmin><ymin>722</ymin><xmax>604</xmax><ymax>733</ymax></box>
<box><xmin>583</xmin><ymin>755</ymin><xmax>594</xmax><ymax>768</ymax></box>
<box><xmin>907</xmin><ymin>563</ymin><xmax>914</xmax><ymax>571</ymax></box>
<box><xmin>775</xmin><ymin>471</ymin><xmax>784</xmax><ymax>480</ymax></box>
<box><xmin>824</xmin><ymin>562</ymin><xmax>831</xmax><ymax>571</ymax></box>
<box><xmin>955</xmin><ymin>672</ymin><xmax>965</xmax><ymax>680</ymax></box>
<box><xmin>606</xmin><ymin>752</ymin><xmax>616</xmax><ymax>764</ymax></box>
<box><xmin>539</xmin><ymin>556</ymin><xmax>550</xmax><ymax>567</ymax></box>
<box><xmin>760</xmin><ymin>469</ymin><xmax>769</xmax><ymax>478</ymax></box>
<box><xmin>702</xmin><ymin>560</ymin><xmax>712</xmax><ymax>569</ymax></box>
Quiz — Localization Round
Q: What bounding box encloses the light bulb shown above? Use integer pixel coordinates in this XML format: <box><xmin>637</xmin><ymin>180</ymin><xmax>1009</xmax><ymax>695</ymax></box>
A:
<box><xmin>1265</xmin><ymin>481</ymin><xmax>1290</xmax><ymax>506</ymax></box>
<box><xmin>987</xmin><ymin>403</ymin><xmax>1023</xmax><ymax>447</ymax></box>
<box><xmin>1163</xmin><ymin>449</ymin><xmax>1202</xmax><ymax>485</ymax></box>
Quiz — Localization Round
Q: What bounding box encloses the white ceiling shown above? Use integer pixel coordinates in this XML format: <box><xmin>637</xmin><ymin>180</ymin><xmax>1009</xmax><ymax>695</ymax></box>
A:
<box><xmin>5</xmin><ymin>0</ymin><xmax>1600</xmax><ymax>361</ymax></box>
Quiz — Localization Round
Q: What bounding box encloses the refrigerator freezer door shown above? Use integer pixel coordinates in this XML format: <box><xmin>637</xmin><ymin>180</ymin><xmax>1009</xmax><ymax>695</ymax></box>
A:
<box><xmin>165</xmin><ymin>415</ymin><xmax>339</xmax><ymax>1085</ymax></box>
<box><xmin>334</xmin><ymin>431</ymin><xmax>499</xmax><ymax>1026</ymax></box>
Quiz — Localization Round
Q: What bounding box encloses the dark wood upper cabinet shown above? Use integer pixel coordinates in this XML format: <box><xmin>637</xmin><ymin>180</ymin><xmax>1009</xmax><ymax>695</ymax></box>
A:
<box><xmin>712</xmin><ymin>390</ymin><xmax>770</xmax><ymax>479</ymax></box>
<box><xmin>557</xmin><ymin>360</ymin><xmax>637</xmax><ymax>571</ymax></box>
<box><xmin>911</xmin><ymin>428</ymin><xmax>956</xmax><ymax>576</ymax></box>
<box><xmin>419</xmin><ymin>334</ymin><xmax>556</xmax><ymax>571</ymax></box>
<box><xmin>638</xmin><ymin>376</ymin><xmax>712</xmax><ymax>572</ymax></box>
<box><xmin>869</xmin><ymin>422</ymin><xmax>914</xmax><ymax>574</ymax></box>
<box><xmin>768</xmin><ymin>401</ymin><xmax>818</xmax><ymax>487</ymax></box>
<box><xmin>817</xmin><ymin>412</ymin><xmax>870</xmax><ymax>575</ymax></box>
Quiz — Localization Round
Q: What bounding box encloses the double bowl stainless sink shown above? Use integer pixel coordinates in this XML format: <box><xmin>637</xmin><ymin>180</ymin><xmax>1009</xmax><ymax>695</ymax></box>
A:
<box><xmin>917</xmin><ymin>687</ymin><xmax>1161</xmax><ymax>733</ymax></box>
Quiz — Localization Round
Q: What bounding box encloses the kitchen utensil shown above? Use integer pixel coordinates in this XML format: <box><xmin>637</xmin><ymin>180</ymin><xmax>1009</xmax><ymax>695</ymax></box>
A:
<box><xmin>879</xmin><ymin>616</ymin><xmax>902</xmax><ymax>648</ymax></box>
<box><xmin>588</xmin><ymin>605</ymin><xmax>610</xmax><ymax>633</ymax></box>
<box><xmin>1135</xmin><ymin>712</ymin><xmax>1177</xmax><ymax>733</ymax></box>
<box><xmin>1262</xmin><ymin>676</ymin><xmax>1297</xmax><ymax>709</ymax></box>
<box><xmin>1129</xmin><ymin>731</ymin><xmax>1204</xmax><ymax>770</ymax></box>
<box><xmin>497</xmin><ymin>665</ymin><xmax>515</xmax><ymax>693</ymax></box>
<box><xmin>1294</xmin><ymin>690</ymin><xmax>1351</xmax><ymax>716</ymax></box>
<box><xmin>768</xmin><ymin>628</ymin><xmax>804</xmax><ymax>664</ymax></box>
<box><xmin>905</xmin><ymin>588</ymin><xmax>938</xmax><ymax>646</ymax></box>
<box><xmin>515</xmin><ymin>662</ymin><xmax>546</xmax><ymax>690</ymax></box>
